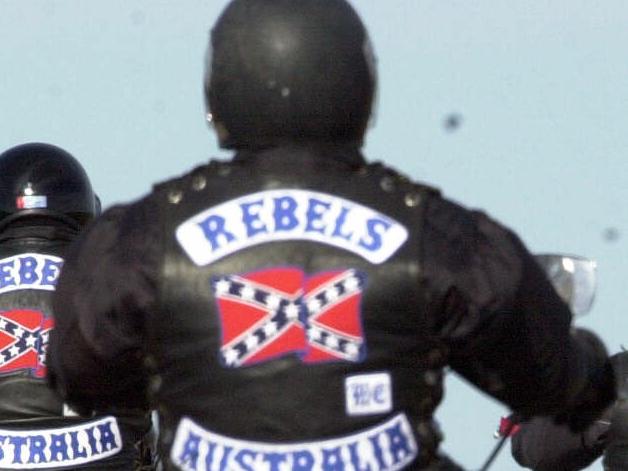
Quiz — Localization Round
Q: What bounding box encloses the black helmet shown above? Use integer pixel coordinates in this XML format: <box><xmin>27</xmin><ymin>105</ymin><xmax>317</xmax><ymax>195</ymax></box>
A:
<box><xmin>205</xmin><ymin>0</ymin><xmax>377</xmax><ymax>149</ymax></box>
<box><xmin>0</xmin><ymin>143</ymin><xmax>99</xmax><ymax>231</ymax></box>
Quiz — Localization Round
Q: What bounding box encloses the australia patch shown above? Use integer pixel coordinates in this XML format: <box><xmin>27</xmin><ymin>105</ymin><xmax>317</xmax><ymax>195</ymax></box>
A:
<box><xmin>0</xmin><ymin>416</ymin><xmax>122</xmax><ymax>468</ymax></box>
<box><xmin>171</xmin><ymin>413</ymin><xmax>418</xmax><ymax>471</ymax></box>
<box><xmin>212</xmin><ymin>268</ymin><xmax>367</xmax><ymax>368</ymax></box>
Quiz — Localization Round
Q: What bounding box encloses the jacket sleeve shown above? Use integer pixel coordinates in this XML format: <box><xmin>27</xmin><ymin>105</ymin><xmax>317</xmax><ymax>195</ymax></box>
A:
<box><xmin>48</xmin><ymin>198</ymin><xmax>159</xmax><ymax>413</ymax></box>
<box><xmin>422</xmin><ymin>195</ymin><xmax>615</xmax><ymax>429</ymax></box>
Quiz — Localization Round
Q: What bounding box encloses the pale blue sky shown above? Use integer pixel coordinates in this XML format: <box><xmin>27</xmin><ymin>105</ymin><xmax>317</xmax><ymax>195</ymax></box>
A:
<box><xmin>1</xmin><ymin>1</ymin><xmax>627</xmax><ymax>469</ymax></box>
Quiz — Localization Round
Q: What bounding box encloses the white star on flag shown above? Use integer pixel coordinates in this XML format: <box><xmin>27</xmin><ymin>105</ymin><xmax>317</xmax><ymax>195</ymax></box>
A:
<box><xmin>224</xmin><ymin>349</ymin><xmax>240</xmax><ymax>366</ymax></box>
<box><xmin>308</xmin><ymin>327</ymin><xmax>321</xmax><ymax>341</ymax></box>
<box><xmin>263</xmin><ymin>322</ymin><xmax>278</xmax><ymax>336</ymax></box>
<box><xmin>215</xmin><ymin>279</ymin><xmax>231</xmax><ymax>295</ymax></box>
<box><xmin>241</xmin><ymin>286</ymin><xmax>255</xmax><ymax>300</ymax></box>
<box><xmin>345</xmin><ymin>343</ymin><xmax>359</xmax><ymax>357</ymax></box>
<box><xmin>285</xmin><ymin>303</ymin><xmax>300</xmax><ymax>320</ymax></box>
<box><xmin>344</xmin><ymin>276</ymin><xmax>359</xmax><ymax>292</ymax></box>
<box><xmin>326</xmin><ymin>287</ymin><xmax>340</xmax><ymax>301</ymax></box>
<box><xmin>326</xmin><ymin>335</ymin><xmax>339</xmax><ymax>349</ymax></box>
<box><xmin>245</xmin><ymin>335</ymin><xmax>259</xmax><ymax>350</ymax></box>
<box><xmin>266</xmin><ymin>294</ymin><xmax>281</xmax><ymax>309</ymax></box>
<box><xmin>307</xmin><ymin>299</ymin><xmax>321</xmax><ymax>314</ymax></box>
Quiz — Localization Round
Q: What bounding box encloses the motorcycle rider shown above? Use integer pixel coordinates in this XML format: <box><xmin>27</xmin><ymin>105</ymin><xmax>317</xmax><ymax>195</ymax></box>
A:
<box><xmin>48</xmin><ymin>1</ymin><xmax>615</xmax><ymax>469</ymax></box>
<box><xmin>0</xmin><ymin>143</ymin><xmax>151</xmax><ymax>469</ymax></box>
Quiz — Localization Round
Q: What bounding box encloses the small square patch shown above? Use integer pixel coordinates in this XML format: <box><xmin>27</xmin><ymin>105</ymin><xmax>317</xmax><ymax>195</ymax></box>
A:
<box><xmin>345</xmin><ymin>372</ymin><xmax>392</xmax><ymax>416</ymax></box>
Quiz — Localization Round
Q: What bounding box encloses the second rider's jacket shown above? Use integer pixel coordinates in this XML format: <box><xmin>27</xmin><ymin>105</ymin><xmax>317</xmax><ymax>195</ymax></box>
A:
<box><xmin>49</xmin><ymin>145</ymin><xmax>615</xmax><ymax>470</ymax></box>
<box><xmin>0</xmin><ymin>223</ymin><xmax>149</xmax><ymax>470</ymax></box>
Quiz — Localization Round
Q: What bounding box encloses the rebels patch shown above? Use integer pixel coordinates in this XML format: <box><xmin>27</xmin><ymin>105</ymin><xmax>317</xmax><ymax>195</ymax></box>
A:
<box><xmin>212</xmin><ymin>268</ymin><xmax>367</xmax><ymax>368</ymax></box>
<box><xmin>0</xmin><ymin>254</ymin><xmax>63</xmax><ymax>295</ymax></box>
<box><xmin>0</xmin><ymin>309</ymin><xmax>52</xmax><ymax>378</ymax></box>
<box><xmin>176</xmin><ymin>190</ymin><xmax>408</xmax><ymax>266</ymax></box>
<box><xmin>171</xmin><ymin>413</ymin><xmax>418</xmax><ymax>471</ymax></box>
<box><xmin>0</xmin><ymin>416</ymin><xmax>122</xmax><ymax>468</ymax></box>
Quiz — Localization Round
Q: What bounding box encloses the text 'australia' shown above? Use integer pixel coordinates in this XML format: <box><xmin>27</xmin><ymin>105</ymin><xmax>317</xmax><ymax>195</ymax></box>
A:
<box><xmin>0</xmin><ymin>417</ymin><xmax>122</xmax><ymax>469</ymax></box>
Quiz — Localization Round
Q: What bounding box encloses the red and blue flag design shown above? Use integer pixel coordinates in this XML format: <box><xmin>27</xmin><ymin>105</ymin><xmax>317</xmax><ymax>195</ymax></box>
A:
<box><xmin>0</xmin><ymin>309</ymin><xmax>52</xmax><ymax>378</ymax></box>
<box><xmin>212</xmin><ymin>268</ymin><xmax>366</xmax><ymax>368</ymax></box>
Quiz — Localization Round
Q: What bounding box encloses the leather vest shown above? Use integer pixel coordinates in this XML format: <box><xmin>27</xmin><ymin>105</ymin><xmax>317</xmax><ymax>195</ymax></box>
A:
<box><xmin>0</xmin><ymin>235</ymin><xmax>146</xmax><ymax>470</ymax></box>
<box><xmin>0</xmin><ymin>239</ymin><xmax>66</xmax><ymax>422</ymax></box>
<box><xmin>148</xmin><ymin>149</ymin><xmax>448</xmax><ymax>469</ymax></box>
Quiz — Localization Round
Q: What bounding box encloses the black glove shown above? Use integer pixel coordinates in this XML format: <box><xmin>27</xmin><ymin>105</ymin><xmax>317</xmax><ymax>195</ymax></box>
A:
<box><xmin>557</xmin><ymin>328</ymin><xmax>616</xmax><ymax>432</ymax></box>
<box><xmin>603</xmin><ymin>351</ymin><xmax>628</xmax><ymax>469</ymax></box>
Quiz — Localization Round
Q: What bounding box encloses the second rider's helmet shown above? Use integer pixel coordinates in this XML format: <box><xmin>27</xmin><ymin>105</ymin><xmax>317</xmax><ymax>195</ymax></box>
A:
<box><xmin>0</xmin><ymin>142</ymin><xmax>100</xmax><ymax>231</ymax></box>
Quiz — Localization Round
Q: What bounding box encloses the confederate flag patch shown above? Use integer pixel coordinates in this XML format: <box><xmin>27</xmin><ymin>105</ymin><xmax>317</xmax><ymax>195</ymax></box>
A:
<box><xmin>212</xmin><ymin>268</ymin><xmax>367</xmax><ymax>368</ymax></box>
<box><xmin>0</xmin><ymin>309</ymin><xmax>52</xmax><ymax>378</ymax></box>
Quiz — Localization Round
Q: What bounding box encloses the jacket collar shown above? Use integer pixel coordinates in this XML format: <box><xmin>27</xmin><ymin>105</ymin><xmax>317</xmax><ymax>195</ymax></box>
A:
<box><xmin>232</xmin><ymin>143</ymin><xmax>367</xmax><ymax>169</ymax></box>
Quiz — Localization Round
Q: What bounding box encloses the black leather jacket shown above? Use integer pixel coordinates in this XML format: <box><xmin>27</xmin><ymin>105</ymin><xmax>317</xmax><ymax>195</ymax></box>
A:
<box><xmin>0</xmin><ymin>222</ymin><xmax>150</xmax><ymax>470</ymax></box>
<box><xmin>49</xmin><ymin>144</ymin><xmax>614</xmax><ymax>470</ymax></box>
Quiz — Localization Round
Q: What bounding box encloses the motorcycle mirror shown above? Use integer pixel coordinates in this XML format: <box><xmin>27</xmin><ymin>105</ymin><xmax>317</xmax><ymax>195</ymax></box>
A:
<box><xmin>534</xmin><ymin>254</ymin><xmax>597</xmax><ymax>316</ymax></box>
